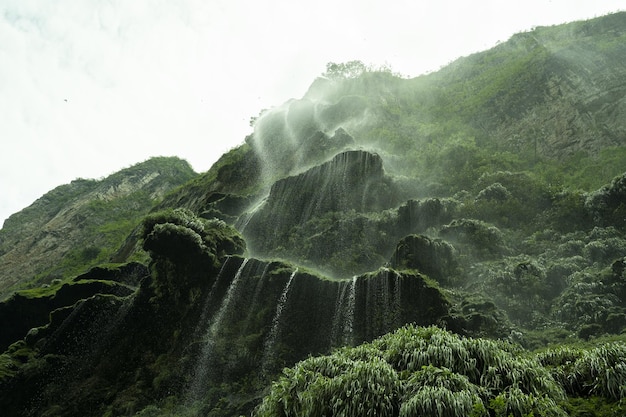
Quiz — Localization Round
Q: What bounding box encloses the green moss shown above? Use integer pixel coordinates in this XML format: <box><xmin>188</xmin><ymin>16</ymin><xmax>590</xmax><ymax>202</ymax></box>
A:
<box><xmin>15</xmin><ymin>280</ymin><xmax>65</xmax><ymax>299</ymax></box>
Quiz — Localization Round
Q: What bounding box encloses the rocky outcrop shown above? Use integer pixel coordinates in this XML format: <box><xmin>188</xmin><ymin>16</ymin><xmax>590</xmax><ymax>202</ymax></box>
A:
<box><xmin>0</xmin><ymin>210</ymin><xmax>460</xmax><ymax>417</ymax></box>
<box><xmin>390</xmin><ymin>234</ymin><xmax>458</xmax><ymax>284</ymax></box>
<box><xmin>0</xmin><ymin>278</ymin><xmax>135</xmax><ymax>353</ymax></box>
<box><xmin>243</xmin><ymin>150</ymin><xmax>402</xmax><ymax>276</ymax></box>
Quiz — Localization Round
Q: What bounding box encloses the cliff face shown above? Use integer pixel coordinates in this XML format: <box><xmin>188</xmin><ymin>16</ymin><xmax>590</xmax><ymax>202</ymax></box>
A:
<box><xmin>243</xmin><ymin>150</ymin><xmax>399</xmax><ymax>276</ymax></box>
<box><xmin>0</xmin><ymin>210</ymin><xmax>467</xmax><ymax>417</ymax></box>
<box><xmin>0</xmin><ymin>157</ymin><xmax>196</xmax><ymax>298</ymax></box>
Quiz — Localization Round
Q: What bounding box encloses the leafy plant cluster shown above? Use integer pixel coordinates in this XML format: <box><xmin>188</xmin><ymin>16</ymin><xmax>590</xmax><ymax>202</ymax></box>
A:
<box><xmin>537</xmin><ymin>342</ymin><xmax>626</xmax><ymax>401</ymax></box>
<box><xmin>254</xmin><ymin>325</ymin><xmax>626</xmax><ymax>417</ymax></box>
<box><xmin>141</xmin><ymin>208</ymin><xmax>245</xmax><ymax>303</ymax></box>
<box><xmin>459</xmin><ymin>224</ymin><xmax>626</xmax><ymax>338</ymax></box>
<box><xmin>143</xmin><ymin>209</ymin><xmax>244</xmax><ymax>260</ymax></box>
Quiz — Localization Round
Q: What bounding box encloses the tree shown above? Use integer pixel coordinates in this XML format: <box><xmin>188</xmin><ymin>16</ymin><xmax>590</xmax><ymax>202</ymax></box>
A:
<box><xmin>323</xmin><ymin>60</ymin><xmax>368</xmax><ymax>80</ymax></box>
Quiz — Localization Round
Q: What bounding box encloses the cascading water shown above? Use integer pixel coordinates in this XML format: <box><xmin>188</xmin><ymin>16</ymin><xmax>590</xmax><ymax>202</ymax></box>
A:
<box><xmin>189</xmin><ymin>258</ymin><xmax>233</xmax><ymax>340</ymax></box>
<box><xmin>330</xmin><ymin>280</ymin><xmax>349</xmax><ymax>345</ymax></box>
<box><xmin>381</xmin><ymin>267</ymin><xmax>402</xmax><ymax>330</ymax></box>
<box><xmin>392</xmin><ymin>270</ymin><xmax>402</xmax><ymax>327</ymax></box>
<box><xmin>235</xmin><ymin>197</ymin><xmax>268</xmax><ymax>234</ymax></box>
<box><xmin>261</xmin><ymin>269</ymin><xmax>297</xmax><ymax>375</ymax></box>
<box><xmin>239</xmin><ymin>263</ymin><xmax>271</xmax><ymax>335</ymax></box>
<box><xmin>186</xmin><ymin>258</ymin><xmax>249</xmax><ymax>403</ymax></box>
<box><xmin>330</xmin><ymin>275</ymin><xmax>357</xmax><ymax>347</ymax></box>
<box><xmin>363</xmin><ymin>268</ymin><xmax>403</xmax><ymax>340</ymax></box>
<box><xmin>344</xmin><ymin>275</ymin><xmax>357</xmax><ymax>345</ymax></box>
<box><xmin>243</xmin><ymin>149</ymin><xmax>398</xmax><ymax>278</ymax></box>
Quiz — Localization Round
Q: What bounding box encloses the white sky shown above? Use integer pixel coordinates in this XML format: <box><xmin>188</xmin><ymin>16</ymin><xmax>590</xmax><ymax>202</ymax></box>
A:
<box><xmin>1</xmin><ymin>0</ymin><xmax>624</xmax><ymax>226</ymax></box>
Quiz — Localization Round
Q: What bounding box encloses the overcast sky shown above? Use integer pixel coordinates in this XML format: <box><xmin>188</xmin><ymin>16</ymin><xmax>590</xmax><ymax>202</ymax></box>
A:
<box><xmin>1</xmin><ymin>1</ymin><xmax>624</xmax><ymax>226</ymax></box>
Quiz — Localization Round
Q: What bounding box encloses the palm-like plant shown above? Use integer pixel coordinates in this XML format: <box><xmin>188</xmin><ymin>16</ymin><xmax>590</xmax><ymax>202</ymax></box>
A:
<box><xmin>254</xmin><ymin>325</ymin><xmax>570</xmax><ymax>417</ymax></box>
<box><xmin>571</xmin><ymin>342</ymin><xmax>626</xmax><ymax>400</ymax></box>
<box><xmin>490</xmin><ymin>386</ymin><xmax>567</xmax><ymax>417</ymax></box>
<box><xmin>400</xmin><ymin>385</ymin><xmax>487</xmax><ymax>417</ymax></box>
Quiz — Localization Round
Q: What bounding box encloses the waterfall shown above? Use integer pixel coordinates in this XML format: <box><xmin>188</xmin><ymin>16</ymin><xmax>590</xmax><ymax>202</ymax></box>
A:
<box><xmin>235</xmin><ymin>197</ymin><xmax>267</xmax><ymax>234</ymax></box>
<box><xmin>343</xmin><ymin>275</ymin><xmax>357</xmax><ymax>345</ymax></box>
<box><xmin>330</xmin><ymin>275</ymin><xmax>357</xmax><ymax>347</ymax></box>
<box><xmin>186</xmin><ymin>258</ymin><xmax>249</xmax><ymax>403</ymax></box>
<box><xmin>191</xmin><ymin>258</ymin><xmax>232</xmax><ymax>338</ymax></box>
<box><xmin>364</xmin><ymin>269</ymin><xmax>403</xmax><ymax>340</ymax></box>
<box><xmin>261</xmin><ymin>269</ymin><xmax>297</xmax><ymax>376</ymax></box>
<box><xmin>330</xmin><ymin>280</ymin><xmax>350</xmax><ymax>345</ymax></box>
<box><xmin>381</xmin><ymin>268</ymin><xmax>402</xmax><ymax>330</ymax></box>
<box><xmin>206</xmin><ymin>258</ymin><xmax>249</xmax><ymax>343</ymax></box>
<box><xmin>240</xmin><ymin>262</ymin><xmax>270</xmax><ymax>335</ymax></box>
<box><xmin>392</xmin><ymin>270</ymin><xmax>402</xmax><ymax>328</ymax></box>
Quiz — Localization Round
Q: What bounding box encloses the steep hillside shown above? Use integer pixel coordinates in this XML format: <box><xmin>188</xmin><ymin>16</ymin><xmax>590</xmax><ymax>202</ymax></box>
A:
<box><xmin>426</xmin><ymin>11</ymin><xmax>626</xmax><ymax>159</ymax></box>
<box><xmin>1</xmin><ymin>11</ymin><xmax>626</xmax><ymax>417</ymax></box>
<box><xmin>239</xmin><ymin>12</ymin><xmax>626</xmax><ymax>190</ymax></box>
<box><xmin>0</xmin><ymin>156</ymin><xmax>196</xmax><ymax>298</ymax></box>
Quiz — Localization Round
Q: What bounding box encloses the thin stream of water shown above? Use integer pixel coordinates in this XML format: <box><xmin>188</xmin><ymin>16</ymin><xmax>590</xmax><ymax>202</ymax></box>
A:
<box><xmin>186</xmin><ymin>258</ymin><xmax>249</xmax><ymax>403</ymax></box>
<box><xmin>261</xmin><ymin>269</ymin><xmax>297</xmax><ymax>375</ymax></box>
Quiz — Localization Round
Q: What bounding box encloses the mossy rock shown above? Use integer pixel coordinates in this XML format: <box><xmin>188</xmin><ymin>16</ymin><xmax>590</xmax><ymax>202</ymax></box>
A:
<box><xmin>73</xmin><ymin>262</ymin><xmax>149</xmax><ymax>287</ymax></box>
<box><xmin>0</xmin><ymin>279</ymin><xmax>134</xmax><ymax>353</ymax></box>
<box><xmin>389</xmin><ymin>234</ymin><xmax>458</xmax><ymax>284</ymax></box>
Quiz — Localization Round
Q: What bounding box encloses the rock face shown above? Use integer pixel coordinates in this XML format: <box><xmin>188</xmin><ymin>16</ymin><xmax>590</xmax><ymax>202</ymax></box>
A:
<box><xmin>0</xmin><ymin>157</ymin><xmax>196</xmax><ymax>298</ymax></box>
<box><xmin>390</xmin><ymin>234</ymin><xmax>458</xmax><ymax>284</ymax></box>
<box><xmin>243</xmin><ymin>150</ymin><xmax>403</xmax><ymax>276</ymax></box>
<box><xmin>247</xmin><ymin>150</ymin><xmax>388</xmax><ymax>234</ymax></box>
<box><xmin>0</xmin><ymin>213</ymin><xmax>458</xmax><ymax>417</ymax></box>
<box><xmin>0</xmin><ymin>272</ymin><xmax>138</xmax><ymax>353</ymax></box>
<box><xmin>481</xmin><ymin>13</ymin><xmax>626</xmax><ymax>157</ymax></box>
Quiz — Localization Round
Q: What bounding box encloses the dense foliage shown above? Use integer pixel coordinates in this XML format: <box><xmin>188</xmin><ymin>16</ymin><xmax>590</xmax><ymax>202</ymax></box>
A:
<box><xmin>256</xmin><ymin>325</ymin><xmax>626</xmax><ymax>417</ymax></box>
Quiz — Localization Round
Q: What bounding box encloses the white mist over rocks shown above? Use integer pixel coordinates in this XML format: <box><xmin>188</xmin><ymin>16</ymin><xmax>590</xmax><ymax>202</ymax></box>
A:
<box><xmin>1</xmin><ymin>0</ymin><xmax>624</xmax><ymax>225</ymax></box>
<box><xmin>247</xmin><ymin>76</ymin><xmax>374</xmax><ymax>181</ymax></box>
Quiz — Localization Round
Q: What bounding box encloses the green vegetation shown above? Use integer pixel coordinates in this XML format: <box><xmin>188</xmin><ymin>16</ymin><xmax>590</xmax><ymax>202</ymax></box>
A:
<box><xmin>2</xmin><ymin>11</ymin><xmax>626</xmax><ymax>417</ymax></box>
<box><xmin>256</xmin><ymin>325</ymin><xmax>626</xmax><ymax>417</ymax></box>
<box><xmin>142</xmin><ymin>208</ymin><xmax>245</xmax><ymax>264</ymax></box>
<box><xmin>0</xmin><ymin>156</ymin><xmax>196</xmax><ymax>297</ymax></box>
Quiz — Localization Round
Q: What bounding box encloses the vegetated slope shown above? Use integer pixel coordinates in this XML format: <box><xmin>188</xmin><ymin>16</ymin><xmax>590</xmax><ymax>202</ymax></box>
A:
<box><xmin>0</xmin><ymin>156</ymin><xmax>197</xmax><ymax>298</ymax></box>
<box><xmin>139</xmin><ymin>12</ymin><xmax>626</xmax><ymax>223</ymax></box>
<box><xmin>415</xmin><ymin>11</ymin><xmax>626</xmax><ymax>168</ymax></box>
<box><xmin>1</xmin><ymin>11</ymin><xmax>626</xmax><ymax>417</ymax></box>
<box><xmin>265</xmin><ymin>12</ymin><xmax>626</xmax><ymax>190</ymax></box>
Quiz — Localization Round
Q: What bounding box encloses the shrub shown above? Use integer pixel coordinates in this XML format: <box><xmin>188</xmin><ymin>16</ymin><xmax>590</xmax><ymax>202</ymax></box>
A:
<box><xmin>439</xmin><ymin>219</ymin><xmax>506</xmax><ymax>258</ymax></box>
<box><xmin>571</xmin><ymin>342</ymin><xmax>626</xmax><ymax>400</ymax></box>
<box><xmin>490</xmin><ymin>386</ymin><xmax>567</xmax><ymax>417</ymax></box>
<box><xmin>476</xmin><ymin>182</ymin><xmax>512</xmax><ymax>202</ymax></box>
<box><xmin>142</xmin><ymin>209</ymin><xmax>245</xmax><ymax>263</ymax></box>
<box><xmin>400</xmin><ymin>385</ymin><xmax>487</xmax><ymax>417</ymax></box>
<box><xmin>255</xmin><ymin>355</ymin><xmax>400</xmax><ymax>417</ymax></box>
<box><xmin>585</xmin><ymin>172</ymin><xmax>626</xmax><ymax>230</ymax></box>
<box><xmin>254</xmin><ymin>326</ymin><xmax>568</xmax><ymax>417</ymax></box>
